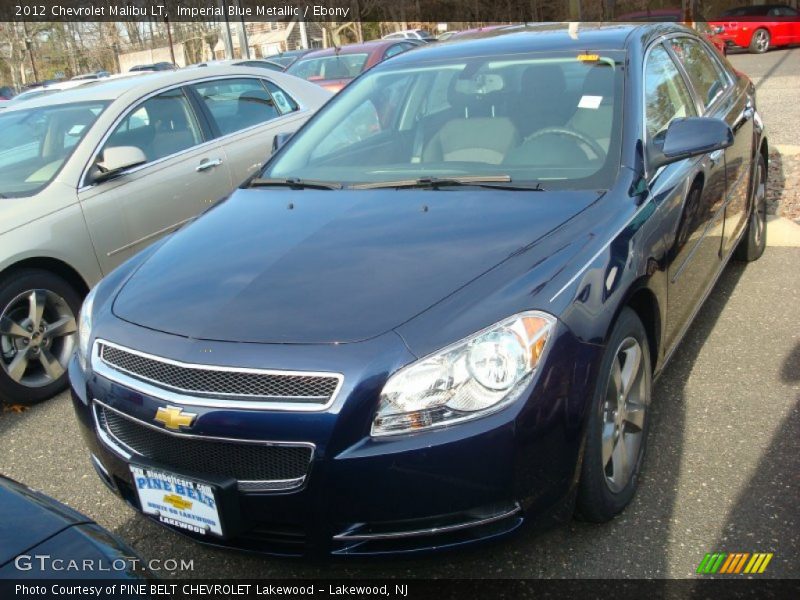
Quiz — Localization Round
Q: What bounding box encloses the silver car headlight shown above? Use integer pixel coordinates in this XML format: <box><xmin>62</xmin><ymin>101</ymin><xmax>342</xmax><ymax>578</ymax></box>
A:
<box><xmin>77</xmin><ymin>286</ymin><xmax>97</xmax><ymax>370</ymax></box>
<box><xmin>372</xmin><ymin>311</ymin><xmax>556</xmax><ymax>436</ymax></box>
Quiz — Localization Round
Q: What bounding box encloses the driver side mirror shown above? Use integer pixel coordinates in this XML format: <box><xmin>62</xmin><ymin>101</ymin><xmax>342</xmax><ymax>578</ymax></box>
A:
<box><xmin>649</xmin><ymin>117</ymin><xmax>733</xmax><ymax>172</ymax></box>
<box><xmin>90</xmin><ymin>146</ymin><xmax>147</xmax><ymax>183</ymax></box>
<box><xmin>272</xmin><ymin>131</ymin><xmax>294</xmax><ymax>153</ymax></box>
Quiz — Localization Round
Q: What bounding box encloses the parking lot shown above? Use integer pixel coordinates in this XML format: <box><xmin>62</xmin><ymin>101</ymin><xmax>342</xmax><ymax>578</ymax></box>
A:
<box><xmin>1</xmin><ymin>48</ymin><xmax>799</xmax><ymax>580</ymax></box>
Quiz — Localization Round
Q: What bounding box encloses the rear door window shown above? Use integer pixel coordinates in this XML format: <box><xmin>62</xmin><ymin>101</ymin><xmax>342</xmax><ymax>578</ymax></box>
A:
<box><xmin>190</xmin><ymin>78</ymin><xmax>281</xmax><ymax>136</ymax></box>
<box><xmin>669</xmin><ymin>37</ymin><xmax>729</xmax><ymax>111</ymax></box>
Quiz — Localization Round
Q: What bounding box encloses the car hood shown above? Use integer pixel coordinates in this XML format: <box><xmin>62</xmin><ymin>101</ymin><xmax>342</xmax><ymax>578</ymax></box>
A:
<box><xmin>112</xmin><ymin>188</ymin><xmax>598</xmax><ymax>344</ymax></box>
<box><xmin>0</xmin><ymin>476</ymin><xmax>91</xmax><ymax>566</ymax></box>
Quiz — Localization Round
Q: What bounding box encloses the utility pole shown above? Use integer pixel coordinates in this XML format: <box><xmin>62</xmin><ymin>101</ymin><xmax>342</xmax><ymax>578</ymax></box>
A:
<box><xmin>165</xmin><ymin>15</ymin><xmax>176</xmax><ymax>65</ymax></box>
<box><xmin>22</xmin><ymin>21</ymin><xmax>39</xmax><ymax>82</ymax></box>
<box><xmin>219</xmin><ymin>0</ymin><xmax>235</xmax><ymax>59</ymax></box>
<box><xmin>236</xmin><ymin>0</ymin><xmax>250</xmax><ymax>59</ymax></box>
<box><xmin>299</xmin><ymin>19</ymin><xmax>309</xmax><ymax>49</ymax></box>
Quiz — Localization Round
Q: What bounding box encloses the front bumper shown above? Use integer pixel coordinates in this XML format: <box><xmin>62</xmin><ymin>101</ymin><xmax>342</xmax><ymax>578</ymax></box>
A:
<box><xmin>69</xmin><ymin>323</ymin><xmax>599</xmax><ymax>557</ymax></box>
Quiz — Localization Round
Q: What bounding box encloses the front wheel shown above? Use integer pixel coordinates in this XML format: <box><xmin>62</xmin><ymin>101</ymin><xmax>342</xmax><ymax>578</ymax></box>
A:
<box><xmin>749</xmin><ymin>28</ymin><xmax>770</xmax><ymax>53</ymax></box>
<box><xmin>576</xmin><ymin>308</ymin><xmax>652</xmax><ymax>522</ymax></box>
<box><xmin>734</xmin><ymin>154</ymin><xmax>767</xmax><ymax>262</ymax></box>
<box><xmin>0</xmin><ymin>269</ymin><xmax>81</xmax><ymax>405</ymax></box>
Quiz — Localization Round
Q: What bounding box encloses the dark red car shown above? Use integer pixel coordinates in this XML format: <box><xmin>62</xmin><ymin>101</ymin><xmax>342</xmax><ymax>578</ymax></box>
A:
<box><xmin>709</xmin><ymin>4</ymin><xmax>800</xmax><ymax>53</ymax></box>
<box><xmin>285</xmin><ymin>40</ymin><xmax>417</xmax><ymax>93</ymax></box>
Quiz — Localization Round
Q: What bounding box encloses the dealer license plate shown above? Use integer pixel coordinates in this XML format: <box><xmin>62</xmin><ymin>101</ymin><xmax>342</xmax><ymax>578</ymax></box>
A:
<box><xmin>130</xmin><ymin>465</ymin><xmax>223</xmax><ymax>536</ymax></box>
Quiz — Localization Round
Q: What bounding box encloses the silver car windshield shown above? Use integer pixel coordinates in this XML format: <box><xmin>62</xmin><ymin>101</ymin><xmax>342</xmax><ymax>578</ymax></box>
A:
<box><xmin>0</xmin><ymin>101</ymin><xmax>108</xmax><ymax>197</ymax></box>
<box><xmin>266</xmin><ymin>50</ymin><xmax>624</xmax><ymax>190</ymax></box>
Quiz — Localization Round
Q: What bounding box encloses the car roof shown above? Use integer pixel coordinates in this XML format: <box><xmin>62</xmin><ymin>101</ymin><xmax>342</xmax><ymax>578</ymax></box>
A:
<box><xmin>386</xmin><ymin>22</ymin><xmax>688</xmax><ymax>66</ymax></box>
<box><xmin>299</xmin><ymin>39</ymin><xmax>403</xmax><ymax>59</ymax></box>
<box><xmin>5</xmin><ymin>66</ymin><xmax>293</xmax><ymax>110</ymax></box>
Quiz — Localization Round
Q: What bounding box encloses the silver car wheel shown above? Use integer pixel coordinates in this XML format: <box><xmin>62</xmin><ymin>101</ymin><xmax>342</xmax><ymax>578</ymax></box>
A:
<box><xmin>0</xmin><ymin>289</ymin><xmax>77</xmax><ymax>388</ymax></box>
<box><xmin>754</xmin><ymin>30</ymin><xmax>769</xmax><ymax>52</ymax></box>
<box><xmin>601</xmin><ymin>336</ymin><xmax>648</xmax><ymax>493</ymax></box>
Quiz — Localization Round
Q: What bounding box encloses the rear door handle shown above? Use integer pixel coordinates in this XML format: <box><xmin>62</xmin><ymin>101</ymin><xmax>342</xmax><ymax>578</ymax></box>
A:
<box><xmin>196</xmin><ymin>158</ymin><xmax>223</xmax><ymax>172</ymax></box>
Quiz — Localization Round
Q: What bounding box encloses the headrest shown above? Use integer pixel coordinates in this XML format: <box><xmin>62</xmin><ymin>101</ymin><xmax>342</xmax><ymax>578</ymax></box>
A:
<box><xmin>581</xmin><ymin>65</ymin><xmax>615</xmax><ymax>99</ymax></box>
<box><xmin>448</xmin><ymin>72</ymin><xmax>507</xmax><ymax>117</ymax></box>
<box><xmin>520</xmin><ymin>64</ymin><xmax>566</xmax><ymax>96</ymax></box>
<box><xmin>237</xmin><ymin>89</ymin><xmax>272</xmax><ymax>106</ymax></box>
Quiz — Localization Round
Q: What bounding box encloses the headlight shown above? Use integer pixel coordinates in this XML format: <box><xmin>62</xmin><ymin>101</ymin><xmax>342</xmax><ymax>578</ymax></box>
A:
<box><xmin>372</xmin><ymin>311</ymin><xmax>556</xmax><ymax>436</ymax></box>
<box><xmin>77</xmin><ymin>286</ymin><xmax>97</xmax><ymax>370</ymax></box>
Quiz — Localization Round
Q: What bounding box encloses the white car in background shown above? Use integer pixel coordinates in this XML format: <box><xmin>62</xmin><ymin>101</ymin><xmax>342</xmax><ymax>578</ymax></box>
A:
<box><xmin>0</xmin><ymin>66</ymin><xmax>331</xmax><ymax>404</ymax></box>
<box><xmin>382</xmin><ymin>29</ymin><xmax>434</xmax><ymax>41</ymax></box>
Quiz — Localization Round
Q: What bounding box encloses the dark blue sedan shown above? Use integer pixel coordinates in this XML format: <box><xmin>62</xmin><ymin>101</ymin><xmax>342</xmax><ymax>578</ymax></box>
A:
<box><xmin>69</xmin><ymin>23</ymin><xmax>768</xmax><ymax>556</ymax></box>
<box><xmin>0</xmin><ymin>475</ymin><xmax>151</xmax><ymax>579</ymax></box>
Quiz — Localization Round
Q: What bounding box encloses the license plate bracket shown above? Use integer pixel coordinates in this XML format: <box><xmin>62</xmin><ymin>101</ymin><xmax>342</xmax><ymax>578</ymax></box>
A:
<box><xmin>129</xmin><ymin>463</ymin><xmax>240</xmax><ymax>538</ymax></box>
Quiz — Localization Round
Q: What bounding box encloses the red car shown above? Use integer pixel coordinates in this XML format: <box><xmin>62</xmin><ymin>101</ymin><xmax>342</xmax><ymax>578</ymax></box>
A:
<box><xmin>286</xmin><ymin>40</ymin><xmax>417</xmax><ymax>93</ymax></box>
<box><xmin>616</xmin><ymin>10</ymin><xmax>728</xmax><ymax>54</ymax></box>
<box><xmin>709</xmin><ymin>4</ymin><xmax>800</xmax><ymax>53</ymax></box>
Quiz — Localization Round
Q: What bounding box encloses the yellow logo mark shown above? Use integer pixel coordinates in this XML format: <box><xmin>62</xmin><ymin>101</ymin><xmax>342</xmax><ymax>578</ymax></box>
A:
<box><xmin>154</xmin><ymin>406</ymin><xmax>196</xmax><ymax>430</ymax></box>
<box><xmin>698</xmin><ymin>552</ymin><xmax>773</xmax><ymax>574</ymax></box>
<box><xmin>163</xmin><ymin>494</ymin><xmax>193</xmax><ymax>511</ymax></box>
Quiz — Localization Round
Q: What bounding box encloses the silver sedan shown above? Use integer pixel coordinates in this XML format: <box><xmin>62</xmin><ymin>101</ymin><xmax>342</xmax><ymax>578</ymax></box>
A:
<box><xmin>0</xmin><ymin>66</ymin><xmax>331</xmax><ymax>404</ymax></box>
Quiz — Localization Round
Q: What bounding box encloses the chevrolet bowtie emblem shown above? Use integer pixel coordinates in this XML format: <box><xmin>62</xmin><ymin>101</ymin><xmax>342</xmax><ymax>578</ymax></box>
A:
<box><xmin>154</xmin><ymin>406</ymin><xmax>196</xmax><ymax>430</ymax></box>
<box><xmin>163</xmin><ymin>494</ymin><xmax>193</xmax><ymax>511</ymax></box>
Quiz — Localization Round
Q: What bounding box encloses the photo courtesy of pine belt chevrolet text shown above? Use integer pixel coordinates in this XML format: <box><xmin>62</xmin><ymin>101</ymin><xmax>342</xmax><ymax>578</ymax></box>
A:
<box><xmin>61</xmin><ymin>23</ymin><xmax>768</xmax><ymax>557</ymax></box>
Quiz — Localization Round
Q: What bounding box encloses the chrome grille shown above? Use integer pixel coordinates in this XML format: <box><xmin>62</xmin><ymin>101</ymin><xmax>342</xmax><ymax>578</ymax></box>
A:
<box><xmin>95</xmin><ymin>403</ymin><xmax>313</xmax><ymax>492</ymax></box>
<box><xmin>97</xmin><ymin>342</ymin><xmax>340</xmax><ymax>403</ymax></box>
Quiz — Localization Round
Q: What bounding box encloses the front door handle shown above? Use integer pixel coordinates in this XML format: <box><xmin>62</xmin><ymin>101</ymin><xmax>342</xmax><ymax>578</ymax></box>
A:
<box><xmin>196</xmin><ymin>158</ymin><xmax>223</xmax><ymax>172</ymax></box>
<box><xmin>743</xmin><ymin>99</ymin><xmax>755</xmax><ymax>120</ymax></box>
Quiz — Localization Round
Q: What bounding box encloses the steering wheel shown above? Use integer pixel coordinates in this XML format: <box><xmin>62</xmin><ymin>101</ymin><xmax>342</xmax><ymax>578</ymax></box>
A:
<box><xmin>523</xmin><ymin>127</ymin><xmax>607</xmax><ymax>162</ymax></box>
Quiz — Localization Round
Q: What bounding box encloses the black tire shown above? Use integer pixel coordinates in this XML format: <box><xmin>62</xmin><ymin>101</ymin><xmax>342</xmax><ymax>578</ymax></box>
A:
<box><xmin>576</xmin><ymin>308</ymin><xmax>652</xmax><ymax>522</ymax></box>
<box><xmin>749</xmin><ymin>28</ymin><xmax>770</xmax><ymax>54</ymax></box>
<box><xmin>734</xmin><ymin>154</ymin><xmax>768</xmax><ymax>262</ymax></box>
<box><xmin>0</xmin><ymin>269</ymin><xmax>82</xmax><ymax>406</ymax></box>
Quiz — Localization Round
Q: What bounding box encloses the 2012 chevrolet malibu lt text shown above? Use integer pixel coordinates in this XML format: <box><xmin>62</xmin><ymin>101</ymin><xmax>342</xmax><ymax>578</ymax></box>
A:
<box><xmin>70</xmin><ymin>23</ymin><xmax>768</xmax><ymax>556</ymax></box>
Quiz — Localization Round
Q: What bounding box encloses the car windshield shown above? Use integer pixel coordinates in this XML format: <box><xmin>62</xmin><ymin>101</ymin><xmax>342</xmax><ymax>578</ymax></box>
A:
<box><xmin>0</xmin><ymin>101</ymin><xmax>107</xmax><ymax>197</ymax></box>
<box><xmin>287</xmin><ymin>53</ymin><xmax>370</xmax><ymax>81</ymax></box>
<box><xmin>264</xmin><ymin>50</ymin><xmax>624</xmax><ymax>190</ymax></box>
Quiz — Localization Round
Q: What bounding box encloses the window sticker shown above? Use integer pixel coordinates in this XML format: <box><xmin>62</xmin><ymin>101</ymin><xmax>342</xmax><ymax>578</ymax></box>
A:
<box><xmin>271</xmin><ymin>91</ymin><xmax>292</xmax><ymax>114</ymax></box>
<box><xmin>578</xmin><ymin>95</ymin><xmax>603</xmax><ymax>109</ymax></box>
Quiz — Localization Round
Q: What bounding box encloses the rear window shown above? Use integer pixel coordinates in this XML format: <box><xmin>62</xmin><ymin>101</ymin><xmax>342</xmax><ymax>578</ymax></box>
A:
<box><xmin>287</xmin><ymin>54</ymin><xmax>369</xmax><ymax>81</ymax></box>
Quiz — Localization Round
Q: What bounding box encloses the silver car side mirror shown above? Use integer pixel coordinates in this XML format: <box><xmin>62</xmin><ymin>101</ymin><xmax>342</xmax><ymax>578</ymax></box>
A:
<box><xmin>92</xmin><ymin>146</ymin><xmax>147</xmax><ymax>183</ymax></box>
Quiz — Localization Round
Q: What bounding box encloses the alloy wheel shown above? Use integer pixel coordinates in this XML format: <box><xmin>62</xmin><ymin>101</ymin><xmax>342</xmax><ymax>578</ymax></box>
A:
<box><xmin>754</xmin><ymin>30</ymin><xmax>769</xmax><ymax>53</ymax></box>
<box><xmin>601</xmin><ymin>337</ymin><xmax>648</xmax><ymax>493</ymax></box>
<box><xmin>0</xmin><ymin>289</ymin><xmax>77</xmax><ymax>388</ymax></box>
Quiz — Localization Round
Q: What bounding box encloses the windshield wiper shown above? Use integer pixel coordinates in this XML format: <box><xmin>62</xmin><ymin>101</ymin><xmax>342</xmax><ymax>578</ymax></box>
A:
<box><xmin>351</xmin><ymin>175</ymin><xmax>546</xmax><ymax>191</ymax></box>
<box><xmin>248</xmin><ymin>177</ymin><xmax>342</xmax><ymax>190</ymax></box>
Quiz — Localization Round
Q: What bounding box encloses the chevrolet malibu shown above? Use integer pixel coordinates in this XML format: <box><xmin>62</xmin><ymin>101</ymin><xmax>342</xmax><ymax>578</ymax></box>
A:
<box><xmin>71</xmin><ymin>23</ymin><xmax>768</xmax><ymax>556</ymax></box>
<box><xmin>0</xmin><ymin>67</ymin><xmax>330</xmax><ymax>405</ymax></box>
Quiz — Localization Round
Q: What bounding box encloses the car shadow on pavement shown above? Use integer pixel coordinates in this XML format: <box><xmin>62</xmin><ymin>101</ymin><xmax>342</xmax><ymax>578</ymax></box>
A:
<box><xmin>701</xmin><ymin>395</ymin><xmax>799</xmax><ymax>579</ymax></box>
<box><xmin>699</xmin><ymin>339</ymin><xmax>800</xmax><ymax>579</ymax></box>
<box><xmin>103</xmin><ymin>261</ymin><xmax>752</xmax><ymax>579</ymax></box>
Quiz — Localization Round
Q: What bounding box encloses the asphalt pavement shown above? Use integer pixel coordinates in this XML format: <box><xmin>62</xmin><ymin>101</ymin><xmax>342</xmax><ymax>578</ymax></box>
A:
<box><xmin>0</xmin><ymin>49</ymin><xmax>798</xmax><ymax>580</ymax></box>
